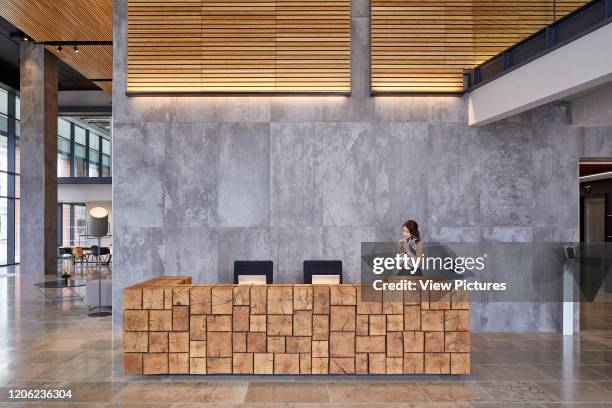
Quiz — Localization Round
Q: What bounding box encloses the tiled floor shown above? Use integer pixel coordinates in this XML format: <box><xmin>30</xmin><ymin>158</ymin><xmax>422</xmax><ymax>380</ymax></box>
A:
<box><xmin>1</xmin><ymin>266</ymin><xmax>611</xmax><ymax>407</ymax></box>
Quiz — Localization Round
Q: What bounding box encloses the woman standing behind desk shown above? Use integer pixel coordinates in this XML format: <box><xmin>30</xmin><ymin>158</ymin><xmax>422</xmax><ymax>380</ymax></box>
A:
<box><xmin>398</xmin><ymin>219</ymin><xmax>424</xmax><ymax>275</ymax></box>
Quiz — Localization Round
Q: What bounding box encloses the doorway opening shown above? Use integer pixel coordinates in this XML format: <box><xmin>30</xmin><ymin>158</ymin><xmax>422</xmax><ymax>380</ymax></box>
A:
<box><xmin>579</xmin><ymin>159</ymin><xmax>612</xmax><ymax>331</ymax></box>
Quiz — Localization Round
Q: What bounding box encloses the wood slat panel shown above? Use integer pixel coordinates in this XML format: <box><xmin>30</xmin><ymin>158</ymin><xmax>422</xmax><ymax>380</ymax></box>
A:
<box><xmin>127</xmin><ymin>0</ymin><xmax>350</xmax><ymax>93</ymax></box>
<box><xmin>0</xmin><ymin>0</ymin><xmax>113</xmax><ymax>94</ymax></box>
<box><xmin>371</xmin><ymin>0</ymin><xmax>588</xmax><ymax>93</ymax></box>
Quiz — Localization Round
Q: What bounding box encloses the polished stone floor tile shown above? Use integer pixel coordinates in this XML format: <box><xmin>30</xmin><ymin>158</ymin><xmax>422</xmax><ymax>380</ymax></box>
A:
<box><xmin>244</xmin><ymin>382</ymin><xmax>329</xmax><ymax>403</ymax></box>
<box><xmin>476</xmin><ymin>381</ymin><xmax>560</xmax><ymax>403</ymax></box>
<box><xmin>327</xmin><ymin>382</ymin><xmax>429</xmax><ymax>403</ymax></box>
<box><xmin>534</xmin><ymin>382</ymin><xmax>612</xmax><ymax>403</ymax></box>
<box><xmin>418</xmin><ymin>381</ymin><xmax>494</xmax><ymax>402</ymax></box>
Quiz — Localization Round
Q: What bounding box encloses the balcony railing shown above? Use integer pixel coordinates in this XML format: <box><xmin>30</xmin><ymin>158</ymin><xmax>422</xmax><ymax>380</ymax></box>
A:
<box><xmin>464</xmin><ymin>0</ymin><xmax>612</xmax><ymax>92</ymax></box>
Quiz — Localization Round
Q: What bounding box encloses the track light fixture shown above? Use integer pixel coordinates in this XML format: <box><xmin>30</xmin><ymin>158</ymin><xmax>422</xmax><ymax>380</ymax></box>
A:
<box><xmin>56</xmin><ymin>45</ymin><xmax>62</xmax><ymax>52</ymax></box>
<box><xmin>74</xmin><ymin>45</ymin><xmax>79</xmax><ymax>53</ymax></box>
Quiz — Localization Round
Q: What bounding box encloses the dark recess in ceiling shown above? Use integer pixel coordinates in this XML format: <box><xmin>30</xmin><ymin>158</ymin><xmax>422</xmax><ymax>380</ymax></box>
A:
<box><xmin>0</xmin><ymin>16</ymin><xmax>101</xmax><ymax>92</ymax></box>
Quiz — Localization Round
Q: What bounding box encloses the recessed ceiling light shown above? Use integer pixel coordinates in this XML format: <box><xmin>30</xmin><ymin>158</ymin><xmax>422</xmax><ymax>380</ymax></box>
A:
<box><xmin>57</xmin><ymin>46</ymin><xmax>62</xmax><ymax>52</ymax></box>
<box><xmin>74</xmin><ymin>45</ymin><xmax>79</xmax><ymax>53</ymax></box>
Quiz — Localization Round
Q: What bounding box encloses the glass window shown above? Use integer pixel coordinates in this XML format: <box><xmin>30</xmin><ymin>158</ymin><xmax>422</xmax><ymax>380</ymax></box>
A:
<box><xmin>0</xmin><ymin>136</ymin><xmax>6</xmax><ymax>172</ymax></box>
<box><xmin>62</xmin><ymin>204</ymin><xmax>71</xmax><ymax>247</ymax></box>
<box><xmin>101</xmin><ymin>154</ymin><xmax>111</xmax><ymax>177</ymax></box>
<box><xmin>0</xmin><ymin>90</ymin><xmax>7</xmax><ymax>116</ymax></box>
<box><xmin>0</xmin><ymin>198</ymin><xmax>7</xmax><ymax>265</ymax></box>
<box><xmin>89</xmin><ymin>134</ymin><xmax>100</xmax><ymax>151</ymax></box>
<box><xmin>74</xmin><ymin>205</ymin><xmax>86</xmax><ymax>244</ymax></box>
<box><xmin>57</xmin><ymin>137</ymin><xmax>71</xmax><ymax>177</ymax></box>
<box><xmin>14</xmin><ymin>198</ymin><xmax>19</xmax><ymax>263</ymax></box>
<box><xmin>15</xmin><ymin>175</ymin><xmax>19</xmax><ymax>198</ymax></box>
<box><xmin>74</xmin><ymin>144</ymin><xmax>86</xmax><ymax>177</ymax></box>
<box><xmin>15</xmin><ymin>97</ymin><xmax>19</xmax><ymax>121</ymax></box>
<box><xmin>15</xmin><ymin>137</ymin><xmax>19</xmax><ymax>174</ymax></box>
<box><xmin>74</xmin><ymin>126</ymin><xmax>86</xmax><ymax>146</ymax></box>
<box><xmin>0</xmin><ymin>172</ymin><xmax>7</xmax><ymax>197</ymax></box>
<box><xmin>58</xmin><ymin>118</ymin><xmax>71</xmax><ymax>138</ymax></box>
<box><xmin>0</xmin><ymin>115</ymin><xmax>7</xmax><ymax>133</ymax></box>
<box><xmin>15</xmin><ymin>121</ymin><xmax>19</xmax><ymax>137</ymax></box>
<box><xmin>102</xmin><ymin>139</ymin><xmax>111</xmax><ymax>155</ymax></box>
<box><xmin>88</xmin><ymin>149</ymin><xmax>100</xmax><ymax>177</ymax></box>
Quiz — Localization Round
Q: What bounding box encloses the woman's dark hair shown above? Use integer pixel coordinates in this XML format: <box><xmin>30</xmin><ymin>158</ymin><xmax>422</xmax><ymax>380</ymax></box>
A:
<box><xmin>402</xmin><ymin>219</ymin><xmax>421</xmax><ymax>241</ymax></box>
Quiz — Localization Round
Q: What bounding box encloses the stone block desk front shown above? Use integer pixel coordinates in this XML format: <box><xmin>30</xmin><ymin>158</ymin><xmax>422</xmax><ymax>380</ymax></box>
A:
<box><xmin>123</xmin><ymin>276</ymin><xmax>470</xmax><ymax>375</ymax></box>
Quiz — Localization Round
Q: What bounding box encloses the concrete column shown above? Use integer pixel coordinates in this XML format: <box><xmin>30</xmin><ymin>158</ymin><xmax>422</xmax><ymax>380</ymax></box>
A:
<box><xmin>20</xmin><ymin>43</ymin><xmax>58</xmax><ymax>276</ymax></box>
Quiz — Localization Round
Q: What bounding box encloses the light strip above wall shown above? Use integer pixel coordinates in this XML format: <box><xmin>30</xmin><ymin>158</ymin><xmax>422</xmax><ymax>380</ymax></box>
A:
<box><xmin>127</xmin><ymin>0</ymin><xmax>351</xmax><ymax>94</ymax></box>
<box><xmin>371</xmin><ymin>0</ymin><xmax>588</xmax><ymax>94</ymax></box>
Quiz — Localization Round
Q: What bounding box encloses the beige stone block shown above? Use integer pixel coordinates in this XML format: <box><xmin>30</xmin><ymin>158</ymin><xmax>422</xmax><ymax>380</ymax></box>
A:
<box><xmin>149</xmin><ymin>310</ymin><xmax>172</xmax><ymax>332</ymax></box>
<box><xmin>451</xmin><ymin>289</ymin><xmax>470</xmax><ymax>310</ymax></box>
<box><xmin>250</xmin><ymin>315</ymin><xmax>266</xmax><ymax>332</ymax></box>
<box><xmin>444</xmin><ymin>310</ymin><xmax>469</xmax><ymax>331</ymax></box>
<box><xmin>172</xmin><ymin>306</ymin><xmax>189</xmax><ymax>331</ymax></box>
<box><xmin>425</xmin><ymin>332</ymin><xmax>445</xmax><ymax>352</ymax></box>
<box><xmin>268</xmin><ymin>286</ymin><xmax>293</xmax><ymax>314</ymax></box>
<box><xmin>330</xmin><ymin>286</ymin><xmax>356</xmax><ymax>305</ymax></box>
<box><xmin>386</xmin><ymin>357</ymin><xmax>403</xmax><ymax>374</ymax></box>
<box><xmin>190</xmin><ymin>315</ymin><xmax>206</xmax><ymax>340</ymax></box>
<box><xmin>356</xmin><ymin>314</ymin><xmax>369</xmax><ymax>335</ymax></box>
<box><xmin>445</xmin><ymin>332</ymin><xmax>470</xmax><ymax>352</ymax></box>
<box><xmin>369</xmin><ymin>315</ymin><xmax>386</xmax><ymax>335</ymax></box>
<box><xmin>404</xmin><ymin>305</ymin><xmax>421</xmax><ymax>331</ymax></box>
<box><xmin>207</xmin><ymin>315</ymin><xmax>232</xmax><ymax>332</ymax></box>
<box><xmin>233</xmin><ymin>306</ymin><xmax>250</xmax><ymax>332</ymax></box>
<box><xmin>254</xmin><ymin>353</ymin><xmax>273</xmax><ymax>374</ymax></box>
<box><xmin>233</xmin><ymin>352</ymin><xmax>254</xmax><ymax>374</ymax></box>
<box><xmin>451</xmin><ymin>353</ymin><xmax>470</xmax><ymax>374</ymax></box>
<box><xmin>149</xmin><ymin>331</ymin><xmax>168</xmax><ymax>353</ymax></box>
<box><xmin>421</xmin><ymin>310</ymin><xmax>444</xmax><ymax>331</ymax></box>
<box><xmin>355</xmin><ymin>335</ymin><xmax>385</xmax><ymax>353</ymax></box>
<box><xmin>247</xmin><ymin>332</ymin><xmax>267</xmax><ymax>353</ymax></box>
<box><xmin>329</xmin><ymin>332</ymin><xmax>355</xmax><ymax>357</ymax></box>
<box><xmin>172</xmin><ymin>286</ymin><xmax>190</xmax><ymax>306</ymax></box>
<box><xmin>207</xmin><ymin>357</ymin><xmax>232</xmax><ymax>374</ymax></box>
<box><xmin>329</xmin><ymin>357</ymin><xmax>355</xmax><ymax>374</ymax></box>
<box><xmin>424</xmin><ymin>353</ymin><xmax>451</xmax><ymax>374</ymax></box>
<box><xmin>386</xmin><ymin>332</ymin><xmax>403</xmax><ymax>357</ymax></box>
<box><xmin>403</xmin><ymin>331</ymin><xmax>424</xmax><ymax>353</ymax></box>
<box><xmin>233</xmin><ymin>332</ymin><xmax>247</xmax><ymax>352</ymax></box>
<box><xmin>387</xmin><ymin>314</ymin><xmax>403</xmax><ymax>331</ymax></box>
<box><xmin>267</xmin><ymin>314</ymin><xmax>292</xmax><ymax>336</ymax></box>
<box><xmin>233</xmin><ymin>286</ymin><xmax>250</xmax><ymax>305</ymax></box>
<box><xmin>369</xmin><ymin>353</ymin><xmax>386</xmax><ymax>374</ymax></box>
<box><xmin>267</xmin><ymin>336</ymin><xmax>285</xmax><ymax>353</ymax></box>
<box><xmin>190</xmin><ymin>286</ymin><xmax>212</xmax><ymax>314</ymax></box>
<box><xmin>250</xmin><ymin>286</ymin><xmax>267</xmax><ymax>314</ymax></box>
<box><xmin>293</xmin><ymin>310</ymin><xmax>313</xmax><ymax>336</ymax></box>
<box><xmin>355</xmin><ymin>353</ymin><xmax>368</xmax><ymax>374</ymax></box>
<box><xmin>124</xmin><ymin>310</ymin><xmax>148</xmax><ymax>331</ymax></box>
<box><xmin>169</xmin><ymin>352</ymin><xmax>189</xmax><ymax>374</ymax></box>
<box><xmin>142</xmin><ymin>287</ymin><xmax>164</xmax><ymax>310</ymax></box>
<box><xmin>274</xmin><ymin>353</ymin><xmax>299</xmax><ymax>374</ymax></box>
<box><xmin>207</xmin><ymin>332</ymin><xmax>232</xmax><ymax>357</ymax></box>
<box><xmin>169</xmin><ymin>332</ymin><xmax>189</xmax><ymax>353</ymax></box>
<box><xmin>313</xmin><ymin>286</ymin><xmax>330</xmax><ymax>314</ymax></box>
<box><xmin>300</xmin><ymin>353</ymin><xmax>311</xmax><ymax>374</ymax></box>
<box><xmin>164</xmin><ymin>288</ymin><xmax>173</xmax><ymax>310</ymax></box>
<box><xmin>313</xmin><ymin>315</ymin><xmax>329</xmax><ymax>340</ymax></box>
<box><xmin>124</xmin><ymin>331</ymin><xmax>148</xmax><ymax>353</ymax></box>
<box><xmin>330</xmin><ymin>306</ymin><xmax>356</xmax><ymax>332</ymax></box>
<box><xmin>286</xmin><ymin>336</ymin><xmax>311</xmax><ymax>353</ymax></box>
<box><xmin>312</xmin><ymin>340</ymin><xmax>328</xmax><ymax>357</ymax></box>
<box><xmin>294</xmin><ymin>286</ymin><xmax>313</xmax><ymax>310</ymax></box>
<box><xmin>312</xmin><ymin>357</ymin><xmax>329</xmax><ymax>374</ymax></box>
<box><xmin>429</xmin><ymin>290</ymin><xmax>451</xmax><ymax>310</ymax></box>
<box><xmin>190</xmin><ymin>340</ymin><xmax>207</xmax><ymax>357</ymax></box>
<box><xmin>211</xmin><ymin>287</ymin><xmax>233</xmax><ymax>314</ymax></box>
<box><xmin>403</xmin><ymin>353</ymin><xmax>424</xmax><ymax>374</ymax></box>
<box><xmin>190</xmin><ymin>357</ymin><xmax>206</xmax><ymax>374</ymax></box>
<box><xmin>124</xmin><ymin>288</ymin><xmax>142</xmax><ymax>310</ymax></box>
<box><xmin>143</xmin><ymin>353</ymin><xmax>168</xmax><ymax>374</ymax></box>
<box><xmin>123</xmin><ymin>353</ymin><xmax>142</xmax><ymax>374</ymax></box>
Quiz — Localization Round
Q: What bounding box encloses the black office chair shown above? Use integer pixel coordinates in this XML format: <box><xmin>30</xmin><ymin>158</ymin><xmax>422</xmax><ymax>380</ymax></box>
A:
<box><xmin>303</xmin><ymin>260</ymin><xmax>343</xmax><ymax>284</ymax></box>
<box><xmin>233</xmin><ymin>260</ymin><xmax>273</xmax><ymax>284</ymax></box>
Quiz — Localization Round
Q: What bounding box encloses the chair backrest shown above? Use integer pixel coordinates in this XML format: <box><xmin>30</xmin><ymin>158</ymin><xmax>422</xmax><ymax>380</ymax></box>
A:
<box><xmin>73</xmin><ymin>247</ymin><xmax>84</xmax><ymax>257</ymax></box>
<box><xmin>90</xmin><ymin>245</ymin><xmax>100</xmax><ymax>256</ymax></box>
<box><xmin>58</xmin><ymin>247</ymin><xmax>73</xmax><ymax>255</ymax></box>
<box><xmin>303</xmin><ymin>260</ymin><xmax>343</xmax><ymax>284</ymax></box>
<box><xmin>233</xmin><ymin>260</ymin><xmax>273</xmax><ymax>284</ymax></box>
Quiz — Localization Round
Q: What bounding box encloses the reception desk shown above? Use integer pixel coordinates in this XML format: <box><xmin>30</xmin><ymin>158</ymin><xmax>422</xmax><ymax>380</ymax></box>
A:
<box><xmin>123</xmin><ymin>276</ymin><xmax>470</xmax><ymax>375</ymax></box>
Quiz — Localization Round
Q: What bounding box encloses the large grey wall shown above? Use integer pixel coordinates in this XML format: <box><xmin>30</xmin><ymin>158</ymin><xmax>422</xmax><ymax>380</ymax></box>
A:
<box><xmin>112</xmin><ymin>0</ymin><xmax>612</xmax><ymax>330</ymax></box>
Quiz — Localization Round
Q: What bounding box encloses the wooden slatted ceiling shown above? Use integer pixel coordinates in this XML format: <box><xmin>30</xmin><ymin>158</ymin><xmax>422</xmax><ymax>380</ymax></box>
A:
<box><xmin>371</xmin><ymin>0</ymin><xmax>588</xmax><ymax>93</ymax></box>
<box><xmin>0</xmin><ymin>0</ymin><xmax>113</xmax><ymax>94</ymax></box>
<box><xmin>127</xmin><ymin>0</ymin><xmax>350</xmax><ymax>93</ymax></box>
